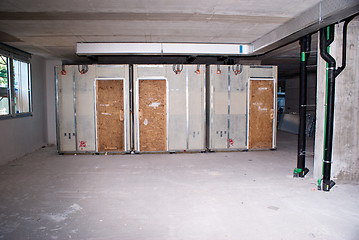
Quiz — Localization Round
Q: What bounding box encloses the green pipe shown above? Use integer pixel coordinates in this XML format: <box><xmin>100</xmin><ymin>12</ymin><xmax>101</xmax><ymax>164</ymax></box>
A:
<box><xmin>318</xmin><ymin>26</ymin><xmax>331</xmax><ymax>188</ymax></box>
<box><xmin>301</xmin><ymin>52</ymin><xmax>306</xmax><ymax>62</ymax></box>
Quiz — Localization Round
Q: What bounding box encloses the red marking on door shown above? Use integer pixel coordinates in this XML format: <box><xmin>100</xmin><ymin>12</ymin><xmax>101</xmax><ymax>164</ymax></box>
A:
<box><xmin>79</xmin><ymin>141</ymin><xmax>87</xmax><ymax>150</ymax></box>
<box><xmin>229</xmin><ymin>139</ymin><xmax>234</xmax><ymax>146</ymax></box>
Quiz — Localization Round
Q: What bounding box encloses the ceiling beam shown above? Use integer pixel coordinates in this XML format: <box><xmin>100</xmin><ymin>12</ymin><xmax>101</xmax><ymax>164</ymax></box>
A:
<box><xmin>252</xmin><ymin>0</ymin><xmax>359</xmax><ymax>55</ymax></box>
<box><xmin>76</xmin><ymin>0</ymin><xmax>358</xmax><ymax>57</ymax></box>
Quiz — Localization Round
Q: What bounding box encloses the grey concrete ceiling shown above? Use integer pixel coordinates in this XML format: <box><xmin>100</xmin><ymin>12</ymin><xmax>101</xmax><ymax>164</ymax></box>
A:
<box><xmin>0</xmin><ymin>0</ymin><xmax>322</xmax><ymax>61</ymax></box>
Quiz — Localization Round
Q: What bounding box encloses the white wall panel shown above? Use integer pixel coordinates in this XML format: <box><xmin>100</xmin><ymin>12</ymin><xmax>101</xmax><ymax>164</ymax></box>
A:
<box><xmin>211</xmin><ymin>65</ymin><xmax>229</xmax><ymax>149</ymax></box>
<box><xmin>167</xmin><ymin>65</ymin><xmax>186</xmax><ymax>150</ymax></box>
<box><xmin>187</xmin><ymin>65</ymin><xmax>205</xmax><ymax>150</ymax></box>
<box><xmin>58</xmin><ymin>65</ymin><xmax>76</xmax><ymax>152</ymax></box>
<box><xmin>209</xmin><ymin>65</ymin><xmax>248</xmax><ymax>150</ymax></box>
<box><xmin>229</xmin><ymin>66</ymin><xmax>248</xmax><ymax>149</ymax></box>
<box><xmin>133</xmin><ymin>64</ymin><xmax>206</xmax><ymax>152</ymax></box>
<box><xmin>75</xmin><ymin>65</ymin><xmax>96</xmax><ymax>152</ymax></box>
<box><xmin>57</xmin><ymin>64</ymin><xmax>130</xmax><ymax>153</ymax></box>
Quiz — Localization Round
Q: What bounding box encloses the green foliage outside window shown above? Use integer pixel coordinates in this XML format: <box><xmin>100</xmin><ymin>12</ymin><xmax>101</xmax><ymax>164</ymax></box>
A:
<box><xmin>0</xmin><ymin>56</ymin><xmax>8</xmax><ymax>86</ymax></box>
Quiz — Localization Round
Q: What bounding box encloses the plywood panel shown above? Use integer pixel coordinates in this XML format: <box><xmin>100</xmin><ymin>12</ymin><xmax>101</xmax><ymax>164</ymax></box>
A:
<box><xmin>248</xmin><ymin>80</ymin><xmax>274</xmax><ymax>149</ymax></box>
<box><xmin>96</xmin><ymin>65</ymin><xmax>130</xmax><ymax>151</ymax></box>
<box><xmin>58</xmin><ymin>65</ymin><xmax>76</xmax><ymax>152</ymax></box>
<box><xmin>134</xmin><ymin>64</ymin><xmax>205</xmax><ymax>152</ymax></box>
<box><xmin>139</xmin><ymin>80</ymin><xmax>167</xmax><ymax>151</ymax></box>
<box><xmin>96</xmin><ymin>80</ymin><xmax>124</xmax><ymax>152</ymax></box>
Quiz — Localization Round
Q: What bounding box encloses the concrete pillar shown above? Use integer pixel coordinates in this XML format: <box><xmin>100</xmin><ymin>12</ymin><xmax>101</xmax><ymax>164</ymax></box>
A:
<box><xmin>314</xmin><ymin>17</ymin><xmax>359</xmax><ymax>182</ymax></box>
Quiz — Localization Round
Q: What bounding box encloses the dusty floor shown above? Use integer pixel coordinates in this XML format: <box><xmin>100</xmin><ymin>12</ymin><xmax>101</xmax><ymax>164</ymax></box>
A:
<box><xmin>0</xmin><ymin>132</ymin><xmax>358</xmax><ymax>240</ymax></box>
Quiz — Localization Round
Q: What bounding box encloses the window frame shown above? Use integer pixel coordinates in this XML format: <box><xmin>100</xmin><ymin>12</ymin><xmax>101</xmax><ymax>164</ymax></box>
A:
<box><xmin>0</xmin><ymin>55</ymin><xmax>10</xmax><ymax>116</ymax></box>
<box><xmin>0</xmin><ymin>43</ymin><xmax>32</xmax><ymax>120</ymax></box>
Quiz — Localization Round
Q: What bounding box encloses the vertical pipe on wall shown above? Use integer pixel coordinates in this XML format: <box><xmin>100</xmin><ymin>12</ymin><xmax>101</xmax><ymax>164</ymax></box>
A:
<box><xmin>318</xmin><ymin>16</ymin><xmax>354</xmax><ymax>191</ymax></box>
<box><xmin>294</xmin><ymin>34</ymin><xmax>311</xmax><ymax>177</ymax></box>
<box><xmin>320</xmin><ymin>25</ymin><xmax>336</xmax><ymax>191</ymax></box>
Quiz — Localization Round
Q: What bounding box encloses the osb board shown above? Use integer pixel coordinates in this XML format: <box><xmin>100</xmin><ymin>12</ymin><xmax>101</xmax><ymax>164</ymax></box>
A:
<box><xmin>248</xmin><ymin>80</ymin><xmax>274</xmax><ymax>149</ymax></box>
<box><xmin>96</xmin><ymin>80</ymin><xmax>124</xmax><ymax>152</ymax></box>
<box><xmin>96</xmin><ymin>65</ymin><xmax>130</xmax><ymax>151</ymax></box>
<box><xmin>139</xmin><ymin>80</ymin><xmax>167</xmax><ymax>151</ymax></box>
<box><xmin>58</xmin><ymin>65</ymin><xmax>76</xmax><ymax>152</ymax></box>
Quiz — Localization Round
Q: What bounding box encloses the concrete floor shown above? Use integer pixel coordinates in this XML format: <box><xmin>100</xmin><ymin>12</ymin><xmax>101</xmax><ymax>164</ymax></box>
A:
<box><xmin>0</xmin><ymin>132</ymin><xmax>358</xmax><ymax>240</ymax></box>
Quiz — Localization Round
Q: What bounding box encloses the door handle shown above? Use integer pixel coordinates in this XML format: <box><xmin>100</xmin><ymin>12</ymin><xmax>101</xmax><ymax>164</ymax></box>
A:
<box><xmin>120</xmin><ymin>110</ymin><xmax>124</xmax><ymax>121</ymax></box>
<box><xmin>270</xmin><ymin>109</ymin><xmax>275</xmax><ymax>119</ymax></box>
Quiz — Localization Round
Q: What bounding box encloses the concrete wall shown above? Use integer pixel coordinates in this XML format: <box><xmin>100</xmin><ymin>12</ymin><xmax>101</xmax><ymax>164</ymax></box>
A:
<box><xmin>0</xmin><ymin>55</ymin><xmax>47</xmax><ymax>165</ymax></box>
<box><xmin>46</xmin><ymin>60</ymin><xmax>61</xmax><ymax>145</ymax></box>
<box><xmin>314</xmin><ymin>17</ymin><xmax>359</xmax><ymax>182</ymax></box>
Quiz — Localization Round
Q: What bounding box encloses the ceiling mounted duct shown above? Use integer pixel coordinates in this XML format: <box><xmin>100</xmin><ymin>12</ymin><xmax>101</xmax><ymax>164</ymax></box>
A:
<box><xmin>76</xmin><ymin>43</ymin><xmax>252</xmax><ymax>56</ymax></box>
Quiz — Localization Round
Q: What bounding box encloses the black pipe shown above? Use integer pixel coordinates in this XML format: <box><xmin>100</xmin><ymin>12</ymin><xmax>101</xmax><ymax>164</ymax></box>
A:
<box><xmin>294</xmin><ymin>34</ymin><xmax>311</xmax><ymax>177</ymax></box>
<box><xmin>335</xmin><ymin>16</ymin><xmax>355</xmax><ymax>77</ymax></box>
<box><xmin>319</xmin><ymin>17</ymin><xmax>354</xmax><ymax>191</ymax></box>
<box><xmin>320</xmin><ymin>25</ymin><xmax>336</xmax><ymax>191</ymax></box>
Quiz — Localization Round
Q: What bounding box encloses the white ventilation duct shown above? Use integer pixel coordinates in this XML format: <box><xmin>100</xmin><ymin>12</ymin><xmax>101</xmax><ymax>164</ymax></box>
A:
<box><xmin>76</xmin><ymin>43</ymin><xmax>251</xmax><ymax>55</ymax></box>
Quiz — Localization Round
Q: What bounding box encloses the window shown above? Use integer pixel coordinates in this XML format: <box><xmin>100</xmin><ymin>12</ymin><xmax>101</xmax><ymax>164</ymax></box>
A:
<box><xmin>13</xmin><ymin>59</ymin><xmax>31</xmax><ymax>113</ymax></box>
<box><xmin>0</xmin><ymin>44</ymin><xmax>32</xmax><ymax>118</ymax></box>
<box><xmin>0</xmin><ymin>55</ymin><xmax>9</xmax><ymax>115</ymax></box>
